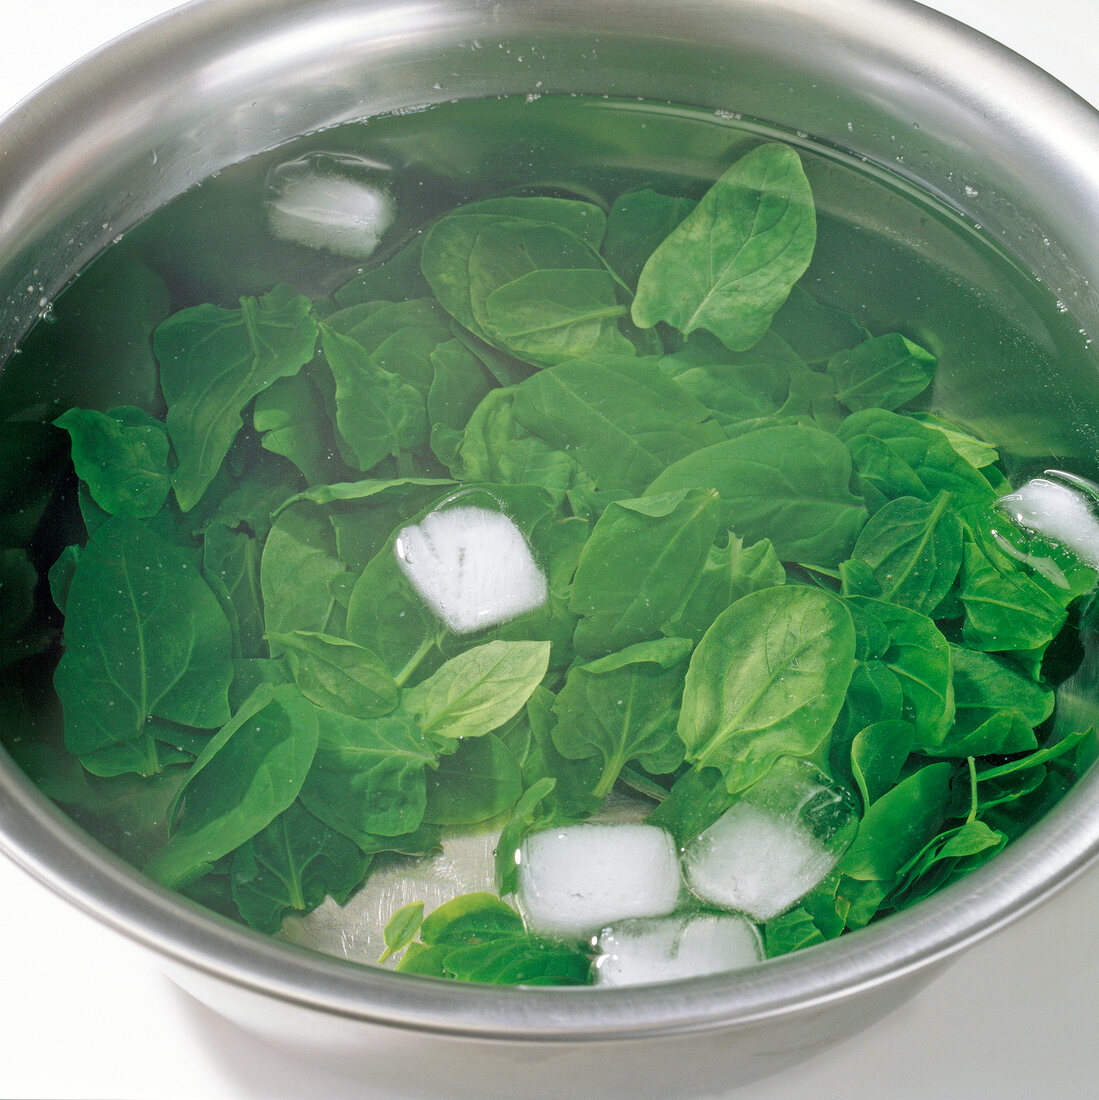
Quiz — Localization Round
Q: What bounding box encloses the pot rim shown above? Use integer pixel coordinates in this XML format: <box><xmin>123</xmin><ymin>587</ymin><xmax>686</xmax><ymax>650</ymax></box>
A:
<box><xmin>3</xmin><ymin>0</ymin><xmax>1099</xmax><ymax>1043</ymax></box>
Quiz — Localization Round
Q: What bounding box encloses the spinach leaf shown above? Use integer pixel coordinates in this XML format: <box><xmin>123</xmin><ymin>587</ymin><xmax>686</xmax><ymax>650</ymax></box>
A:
<box><xmin>632</xmin><ymin>143</ymin><xmax>816</xmax><ymax>351</ymax></box>
<box><xmin>849</xmin><ymin>492</ymin><xmax>962</xmax><ymax>615</ymax></box>
<box><xmin>569</xmin><ymin>489</ymin><xmax>722</xmax><ymax>656</ymax></box>
<box><xmin>850</xmin><ymin>720</ymin><xmax>915</xmax><ymax>810</ymax></box>
<box><xmin>846</xmin><ymin>597</ymin><xmax>955</xmax><ymax>749</ymax></box>
<box><xmin>494</xmin><ymin>777</ymin><xmax>559</xmax><ymax>897</ymax></box>
<box><xmin>913</xmin><ymin>413</ymin><xmax>1001</xmax><ymax>470</ymax></box>
<box><xmin>826</xmin><ymin>332</ymin><xmax>936</xmax><ymax>412</ymax></box>
<box><xmin>202</xmin><ymin>521</ymin><xmax>265</xmax><ymax>658</ymax></box>
<box><xmin>551</xmin><ymin>637</ymin><xmax>693</xmax><ymax>799</ymax></box>
<box><xmin>648</xmin><ymin>424</ymin><xmax>867</xmax><ymax>565</ymax></box>
<box><xmin>678</xmin><ymin>586</ymin><xmax>855</xmax><ymax>792</ymax></box>
<box><xmin>769</xmin><ymin>285</ymin><xmax>869</xmax><ymax>364</ymax></box>
<box><xmin>646</xmin><ymin>765</ymin><xmax>736</xmax><ymax>845</ymax></box>
<box><xmin>378</xmin><ymin>900</ymin><xmax>426</xmax><ymax>963</ymax></box>
<box><xmin>958</xmin><ymin>519</ymin><xmax>1068</xmax><ymax>656</ymax></box>
<box><xmin>56</xmin><ymin>516</ymin><xmax>234</xmax><ymax>754</ymax></box>
<box><xmin>422</xmin><ymin>207</ymin><xmax>627</xmax><ymax>364</ymax></box>
<box><xmin>260</xmin><ymin>503</ymin><xmax>348</xmax><ymax>642</ymax></box>
<box><xmin>835</xmin><ymin>762</ymin><xmax>954</xmax><ymax>886</ymax></box>
<box><xmin>480</xmin><ymin>266</ymin><xmax>635</xmax><ymax>366</ymax></box>
<box><xmin>889</xmin><ymin>818</ymin><xmax>1006</xmax><ymax>908</ymax></box>
<box><xmin>512</xmin><ymin>355</ymin><xmax>724</xmax><ymax>495</ymax></box>
<box><xmin>836</xmin><ymin>761</ymin><xmax>959</xmax><ymax>932</ymax></box>
<box><xmin>662</xmin><ymin>535</ymin><xmax>785</xmax><ymax>643</ymax></box>
<box><xmin>933</xmin><ymin>646</ymin><xmax>1052</xmax><ymax>757</ymax></box>
<box><xmin>156</xmin><ymin>285</ymin><xmax>318</xmax><ymax>510</ymax></box>
<box><xmin>144</xmin><ymin>683</ymin><xmax>320</xmax><ymax>889</ymax></box>
<box><xmin>324</xmin><ymin>297</ymin><xmax>452</xmax><ymax>397</ymax></box>
<box><xmin>603</xmin><ymin>189</ymin><xmax>697</xmax><ymax>287</ymax></box>
<box><xmin>421</xmin><ymin>891</ymin><xmax>525</xmax><ymax>943</ymax></box>
<box><xmin>395</xmin><ymin>891</ymin><xmax>591</xmax><ymax>985</ymax></box>
<box><xmin>253</xmin><ymin>367</ymin><xmax>346</xmax><ymax>484</ymax></box>
<box><xmin>838</xmin><ymin>408</ymin><xmax>997</xmax><ymax>515</ymax></box>
<box><xmin>439</xmin><ymin>936</ymin><xmax>592</xmax><ymax>985</ymax></box>
<box><xmin>658</xmin><ymin>330</ymin><xmax>797</xmax><ymax>433</ymax></box>
<box><xmin>423</xmin><ymin>735</ymin><xmax>523</xmax><ymax>825</ymax></box>
<box><xmin>455</xmin><ymin>387</ymin><xmax>587</xmax><ymax>496</ymax></box>
<box><xmin>298</xmin><ymin>709</ymin><xmax>436</xmax><ymax>843</ymax></box>
<box><xmin>426</xmin><ymin>338</ymin><xmax>495</xmax><ymax>468</ymax></box>
<box><xmin>498</xmin><ymin>686</ymin><xmax>602</xmax><ymax>824</ymax></box>
<box><xmin>439</xmin><ymin>195</ymin><xmax>607</xmax><ymax>247</ymax></box>
<box><xmin>54</xmin><ymin>405</ymin><xmax>171</xmax><ymax>517</ymax></box>
<box><xmin>230</xmin><ymin>800</ymin><xmax>372</xmax><ymax>933</ymax></box>
<box><xmin>319</xmin><ymin>323</ymin><xmax>427</xmax><ymax>472</ymax></box>
<box><xmin>403</xmin><ymin>640</ymin><xmax>551</xmax><ymax>741</ymax></box>
<box><xmin>265</xmin><ymin>630</ymin><xmax>399</xmax><ymax>718</ymax></box>
<box><xmin>276</xmin><ymin>475</ymin><xmax>454</xmax><ymax>517</ymax></box>
<box><xmin>345</xmin><ymin>535</ymin><xmax>445</xmax><ymax>684</ymax></box>
<box><xmin>77</xmin><ymin>718</ymin><xmax>202</xmax><ymax>780</ymax></box>
<box><xmin>47</xmin><ymin>545</ymin><xmax>80</xmax><ymax>616</ymax></box>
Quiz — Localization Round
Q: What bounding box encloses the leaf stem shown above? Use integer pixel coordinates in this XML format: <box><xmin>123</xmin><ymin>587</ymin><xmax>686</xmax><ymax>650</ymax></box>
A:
<box><xmin>395</xmin><ymin>450</ymin><xmax>415</xmax><ymax>479</ymax></box>
<box><xmin>395</xmin><ymin>636</ymin><xmax>435</xmax><ymax>689</ymax></box>
<box><xmin>965</xmin><ymin>756</ymin><xmax>978</xmax><ymax>824</ymax></box>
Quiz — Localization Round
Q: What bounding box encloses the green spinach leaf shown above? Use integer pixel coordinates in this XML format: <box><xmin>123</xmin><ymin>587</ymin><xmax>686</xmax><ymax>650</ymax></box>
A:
<box><xmin>512</xmin><ymin>355</ymin><xmax>724</xmax><ymax>495</ymax></box>
<box><xmin>632</xmin><ymin>143</ymin><xmax>816</xmax><ymax>351</ymax></box>
<box><xmin>551</xmin><ymin>637</ymin><xmax>693</xmax><ymax>799</ymax></box>
<box><xmin>231</xmin><ymin>800</ymin><xmax>372</xmax><ymax>933</ymax></box>
<box><xmin>569</xmin><ymin>489</ymin><xmax>721</xmax><ymax>656</ymax></box>
<box><xmin>678</xmin><ymin>586</ymin><xmax>855</xmax><ymax>792</ymax></box>
<box><xmin>648</xmin><ymin>424</ymin><xmax>867</xmax><ymax>565</ymax></box>
<box><xmin>144</xmin><ymin>683</ymin><xmax>320</xmax><ymax>889</ymax></box>
<box><xmin>156</xmin><ymin>285</ymin><xmax>317</xmax><ymax>510</ymax></box>
<box><xmin>298</xmin><ymin>709</ymin><xmax>436</xmax><ymax>843</ymax></box>
<box><xmin>54</xmin><ymin>405</ymin><xmax>171</xmax><ymax>517</ymax></box>
<box><xmin>56</xmin><ymin>517</ymin><xmax>234</xmax><ymax>754</ymax></box>
<box><xmin>403</xmin><ymin>640</ymin><xmax>551</xmax><ymax>741</ymax></box>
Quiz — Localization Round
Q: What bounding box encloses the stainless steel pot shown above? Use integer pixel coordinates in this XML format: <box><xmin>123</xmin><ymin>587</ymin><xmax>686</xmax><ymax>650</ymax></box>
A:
<box><xmin>2</xmin><ymin>2</ymin><xmax>1099</xmax><ymax>1096</ymax></box>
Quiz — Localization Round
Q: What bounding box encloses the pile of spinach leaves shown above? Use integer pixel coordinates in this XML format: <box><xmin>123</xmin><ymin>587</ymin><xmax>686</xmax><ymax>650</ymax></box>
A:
<box><xmin>23</xmin><ymin>140</ymin><xmax>1097</xmax><ymax>985</ymax></box>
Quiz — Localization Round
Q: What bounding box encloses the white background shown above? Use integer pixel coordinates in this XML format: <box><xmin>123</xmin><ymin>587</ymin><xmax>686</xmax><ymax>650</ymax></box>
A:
<box><xmin>3</xmin><ymin>2</ymin><xmax>1099</xmax><ymax>1097</ymax></box>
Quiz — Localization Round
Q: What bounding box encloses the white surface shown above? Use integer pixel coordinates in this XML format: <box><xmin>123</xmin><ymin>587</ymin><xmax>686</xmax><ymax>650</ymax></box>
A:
<box><xmin>3</xmin><ymin>1</ymin><xmax>1099</xmax><ymax>1097</ymax></box>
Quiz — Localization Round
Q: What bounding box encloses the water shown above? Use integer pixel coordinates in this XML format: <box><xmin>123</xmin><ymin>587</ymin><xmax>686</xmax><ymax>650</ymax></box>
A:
<box><xmin>2</xmin><ymin>94</ymin><xmax>1098</xmax><ymax>979</ymax></box>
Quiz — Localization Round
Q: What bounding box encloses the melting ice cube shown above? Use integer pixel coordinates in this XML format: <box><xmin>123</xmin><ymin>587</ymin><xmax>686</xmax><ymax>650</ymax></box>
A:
<box><xmin>266</xmin><ymin>151</ymin><xmax>397</xmax><ymax>259</ymax></box>
<box><xmin>683</xmin><ymin>759</ymin><xmax>855</xmax><ymax>922</ymax></box>
<box><xmin>593</xmin><ymin>912</ymin><xmax>762</xmax><ymax>988</ymax></box>
<box><xmin>394</xmin><ymin>505</ymin><xmax>547</xmax><ymax>634</ymax></box>
<box><xmin>999</xmin><ymin>474</ymin><xmax>1099</xmax><ymax>569</ymax></box>
<box><xmin>516</xmin><ymin>823</ymin><xmax>681</xmax><ymax>939</ymax></box>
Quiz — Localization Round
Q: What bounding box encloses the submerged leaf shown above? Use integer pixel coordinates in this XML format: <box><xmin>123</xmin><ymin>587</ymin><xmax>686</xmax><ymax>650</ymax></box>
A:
<box><xmin>157</xmin><ymin>285</ymin><xmax>317</xmax><ymax>510</ymax></box>
<box><xmin>632</xmin><ymin>143</ymin><xmax>816</xmax><ymax>351</ymax></box>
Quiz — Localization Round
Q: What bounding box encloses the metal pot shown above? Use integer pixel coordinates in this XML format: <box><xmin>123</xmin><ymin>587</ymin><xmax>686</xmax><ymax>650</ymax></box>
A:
<box><xmin>2</xmin><ymin>2</ymin><xmax>1099</xmax><ymax>1096</ymax></box>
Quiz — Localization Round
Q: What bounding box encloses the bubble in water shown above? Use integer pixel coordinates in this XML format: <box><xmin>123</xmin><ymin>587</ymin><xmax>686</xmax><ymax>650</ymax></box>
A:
<box><xmin>265</xmin><ymin>151</ymin><xmax>397</xmax><ymax>259</ymax></box>
<box><xmin>963</xmin><ymin>184</ymin><xmax>979</xmax><ymax>198</ymax></box>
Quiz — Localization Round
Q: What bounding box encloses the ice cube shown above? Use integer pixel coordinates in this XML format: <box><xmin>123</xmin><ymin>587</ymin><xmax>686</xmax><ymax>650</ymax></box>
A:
<box><xmin>394</xmin><ymin>505</ymin><xmax>547</xmax><ymax>634</ymax></box>
<box><xmin>682</xmin><ymin>759</ymin><xmax>855</xmax><ymax>922</ymax></box>
<box><xmin>593</xmin><ymin>912</ymin><xmax>762</xmax><ymax>988</ymax></box>
<box><xmin>516</xmin><ymin>823</ymin><xmax>681</xmax><ymax>939</ymax></box>
<box><xmin>266</xmin><ymin>151</ymin><xmax>397</xmax><ymax>259</ymax></box>
<box><xmin>999</xmin><ymin>475</ymin><xmax>1099</xmax><ymax>569</ymax></box>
